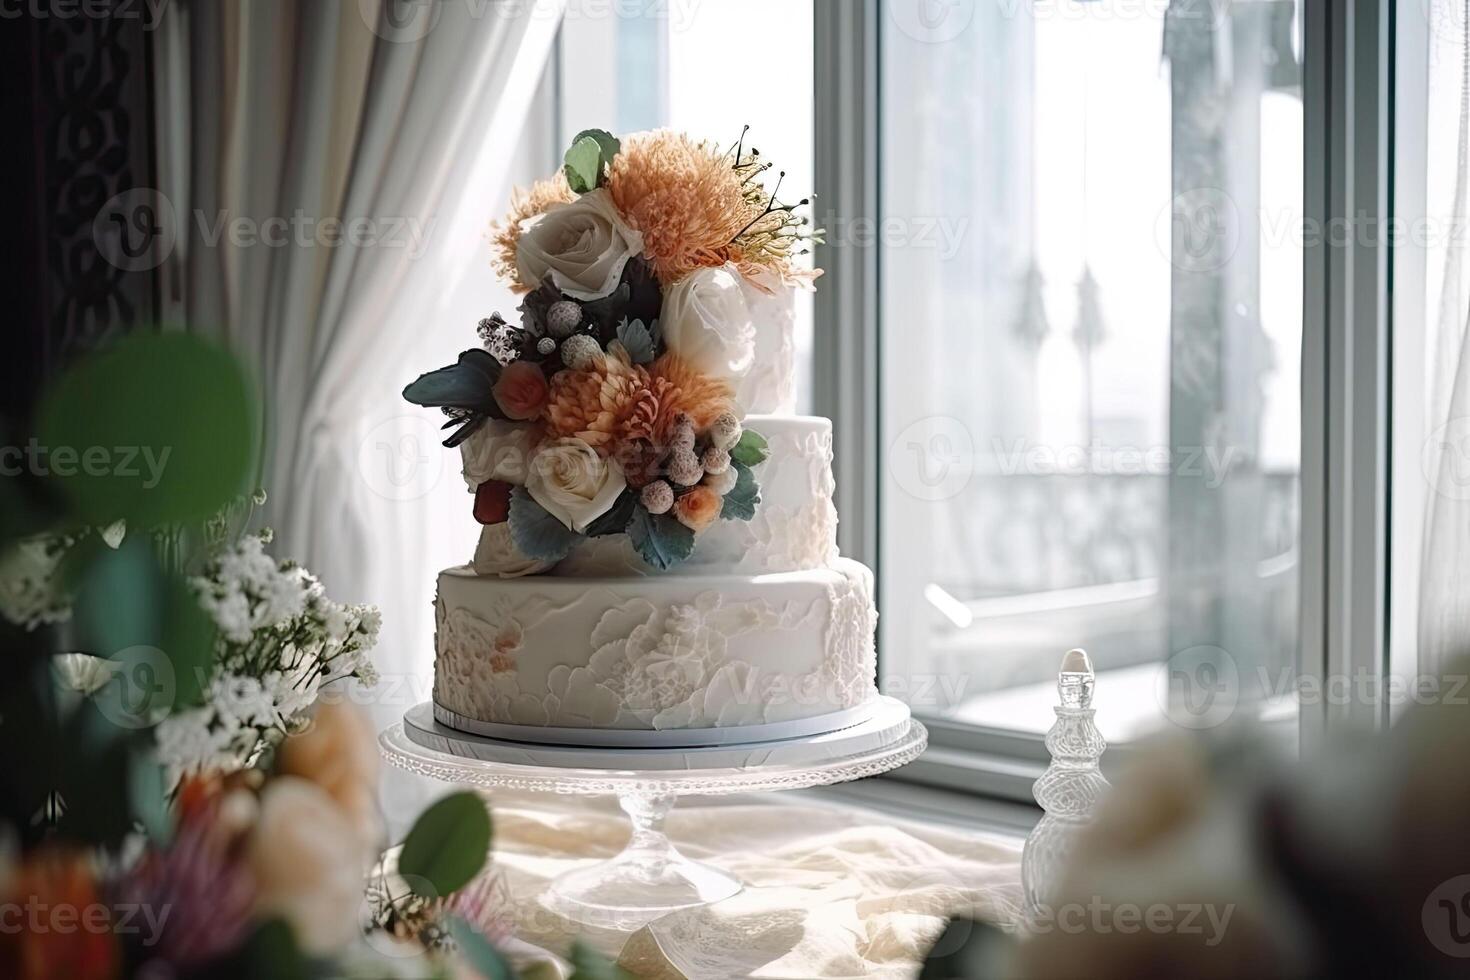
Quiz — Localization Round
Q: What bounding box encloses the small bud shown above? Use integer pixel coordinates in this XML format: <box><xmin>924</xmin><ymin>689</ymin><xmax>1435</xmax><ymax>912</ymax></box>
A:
<box><xmin>536</xmin><ymin>336</ymin><xmax>557</xmax><ymax>356</ymax></box>
<box><xmin>641</xmin><ymin>480</ymin><xmax>675</xmax><ymax>515</ymax></box>
<box><xmin>546</xmin><ymin>300</ymin><xmax>583</xmax><ymax>340</ymax></box>
<box><xmin>702</xmin><ymin>447</ymin><xmax>731</xmax><ymax>475</ymax></box>
<box><xmin>710</xmin><ymin>412</ymin><xmax>742</xmax><ymax>451</ymax></box>
<box><xmin>667</xmin><ymin>449</ymin><xmax>704</xmax><ymax>487</ymax></box>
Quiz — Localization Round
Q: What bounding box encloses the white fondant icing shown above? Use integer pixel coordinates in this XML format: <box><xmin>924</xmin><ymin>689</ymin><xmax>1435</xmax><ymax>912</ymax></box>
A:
<box><xmin>433</xmin><ymin>559</ymin><xmax>878</xmax><ymax>732</ymax></box>
<box><xmin>736</xmin><ymin>282</ymin><xmax>797</xmax><ymax>415</ymax></box>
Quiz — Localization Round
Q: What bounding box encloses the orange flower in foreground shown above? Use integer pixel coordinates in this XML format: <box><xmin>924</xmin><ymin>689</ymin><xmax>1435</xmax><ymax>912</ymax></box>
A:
<box><xmin>545</xmin><ymin>344</ymin><xmax>658</xmax><ymax>452</ymax></box>
<box><xmin>0</xmin><ymin>850</ymin><xmax>119</xmax><ymax>980</ymax></box>
<box><xmin>674</xmin><ymin>486</ymin><xmax>723</xmax><ymax>533</ymax></box>
<box><xmin>607</xmin><ymin>131</ymin><xmax>757</xmax><ymax>285</ymax></box>
<box><xmin>648</xmin><ymin>352</ymin><xmax>735</xmax><ymax>445</ymax></box>
<box><xmin>489</xmin><ymin>173</ymin><xmax>577</xmax><ymax>290</ymax></box>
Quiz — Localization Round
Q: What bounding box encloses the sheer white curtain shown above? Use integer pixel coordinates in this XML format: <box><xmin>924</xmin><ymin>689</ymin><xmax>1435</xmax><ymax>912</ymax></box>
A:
<box><xmin>1421</xmin><ymin>0</ymin><xmax>1470</xmax><ymax>674</ymax></box>
<box><xmin>162</xmin><ymin>0</ymin><xmax>565</xmax><ymax>726</ymax></box>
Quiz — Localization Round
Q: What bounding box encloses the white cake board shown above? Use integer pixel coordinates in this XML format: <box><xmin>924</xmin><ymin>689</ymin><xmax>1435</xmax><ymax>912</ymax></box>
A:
<box><xmin>380</xmin><ymin>698</ymin><xmax>926</xmax><ymax>929</ymax></box>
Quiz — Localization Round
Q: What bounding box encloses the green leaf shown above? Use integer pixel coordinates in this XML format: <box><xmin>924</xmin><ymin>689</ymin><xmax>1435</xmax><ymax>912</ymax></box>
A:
<box><xmin>564</xmin><ymin>129</ymin><xmax>620</xmax><ymax>193</ymax></box>
<box><xmin>729</xmin><ymin>429</ymin><xmax>770</xmax><ymax>467</ymax></box>
<box><xmin>70</xmin><ymin>537</ymin><xmax>217</xmax><ymax>719</ymax></box>
<box><xmin>569</xmin><ymin>942</ymin><xmax>636</xmax><ymax>980</ymax></box>
<box><xmin>448</xmin><ymin>916</ymin><xmax>516</xmax><ymax>980</ymax></box>
<box><xmin>720</xmin><ymin>461</ymin><xmax>761</xmax><ymax>522</ymax></box>
<box><xmin>399</xmin><ymin>792</ymin><xmax>493</xmax><ymax>899</ymax></box>
<box><xmin>35</xmin><ymin>331</ymin><xmax>256</xmax><ymax>528</ymax></box>
<box><xmin>627</xmin><ymin>508</ymin><xmax>695</xmax><ymax>571</ymax></box>
<box><xmin>572</xmin><ymin>128</ymin><xmax>621</xmax><ymax>168</ymax></box>
<box><xmin>508</xmin><ymin>488</ymin><xmax>583</xmax><ymax>561</ymax></box>
<box><xmin>218</xmin><ymin>919</ymin><xmax>311</xmax><ymax>980</ymax></box>
<box><xmin>564</xmin><ymin>135</ymin><xmax>604</xmax><ymax>194</ymax></box>
<box><xmin>616</xmin><ymin>318</ymin><xmax>656</xmax><ymax>364</ymax></box>
<box><xmin>403</xmin><ymin>349</ymin><xmax>503</xmax><ymax>412</ymax></box>
<box><xmin>584</xmin><ymin>491</ymin><xmax>637</xmax><ymax>538</ymax></box>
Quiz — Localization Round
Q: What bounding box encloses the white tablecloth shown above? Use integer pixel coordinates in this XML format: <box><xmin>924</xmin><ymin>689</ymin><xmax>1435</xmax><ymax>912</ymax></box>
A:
<box><xmin>475</xmin><ymin>791</ymin><xmax>1023</xmax><ymax>979</ymax></box>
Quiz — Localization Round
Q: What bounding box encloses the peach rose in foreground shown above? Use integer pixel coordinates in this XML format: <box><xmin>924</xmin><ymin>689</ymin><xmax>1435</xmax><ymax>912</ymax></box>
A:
<box><xmin>493</xmin><ymin>360</ymin><xmax>549</xmax><ymax>421</ymax></box>
<box><xmin>674</xmin><ymin>485</ymin><xmax>722</xmax><ymax>532</ymax></box>
<box><xmin>275</xmin><ymin>701</ymin><xmax>380</xmax><ymax>852</ymax></box>
<box><xmin>248</xmin><ymin>776</ymin><xmax>366</xmax><ymax>956</ymax></box>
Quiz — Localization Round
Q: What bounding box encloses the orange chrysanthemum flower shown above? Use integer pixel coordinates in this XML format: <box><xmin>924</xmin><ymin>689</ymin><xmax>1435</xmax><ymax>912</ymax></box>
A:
<box><xmin>607</xmin><ymin>132</ymin><xmax>759</xmax><ymax>285</ymax></box>
<box><xmin>544</xmin><ymin>344</ymin><xmax>659</xmax><ymax>452</ymax></box>
<box><xmin>648</xmin><ymin>352</ymin><xmax>735</xmax><ymax>445</ymax></box>
<box><xmin>489</xmin><ymin>173</ymin><xmax>577</xmax><ymax>290</ymax></box>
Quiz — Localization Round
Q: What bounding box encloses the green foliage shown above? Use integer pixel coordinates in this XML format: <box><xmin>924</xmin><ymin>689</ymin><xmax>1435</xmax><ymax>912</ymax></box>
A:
<box><xmin>563</xmin><ymin>129</ymin><xmax>621</xmax><ymax>193</ymax></box>
<box><xmin>627</xmin><ymin>508</ymin><xmax>696</xmax><ymax>571</ymax></box>
<box><xmin>214</xmin><ymin>918</ymin><xmax>313</xmax><ymax>980</ymax></box>
<box><xmin>69</xmin><ymin>535</ymin><xmax>216</xmax><ymax>715</ymax></box>
<box><xmin>35</xmin><ymin>331</ymin><xmax>256</xmax><ymax>528</ymax></box>
<box><xmin>729</xmin><ymin>429</ymin><xmax>770</xmax><ymax>468</ymax></box>
<box><xmin>719</xmin><ymin>461</ymin><xmax>760</xmax><ymax>522</ymax></box>
<box><xmin>584</xmin><ymin>491</ymin><xmax>637</xmax><ymax>538</ymax></box>
<box><xmin>568</xmin><ymin>942</ymin><xmax>636</xmax><ymax>980</ymax></box>
<box><xmin>508</xmin><ymin>488</ymin><xmax>584</xmax><ymax>561</ymax></box>
<box><xmin>448</xmin><ymin>916</ymin><xmax>517</xmax><ymax>980</ymax></box>
<box><xmin>398</xmin><ymin>792</ymin><xmax>493</xmax><ymax>899</ymax></box>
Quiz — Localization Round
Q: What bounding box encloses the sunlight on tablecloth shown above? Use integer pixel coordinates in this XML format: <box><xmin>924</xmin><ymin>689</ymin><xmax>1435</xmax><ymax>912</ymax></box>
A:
<box><xmin>482</xmin><ymin>792</ymin><xmax>1023</xmax><ymax>979</ymax></box>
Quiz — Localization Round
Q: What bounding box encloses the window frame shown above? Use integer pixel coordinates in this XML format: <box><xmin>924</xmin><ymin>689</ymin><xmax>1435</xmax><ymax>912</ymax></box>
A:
<box><xmin>815</xmin><ymin>0</ymin><xmax>1397</xmax><ymax>803</ymax></box>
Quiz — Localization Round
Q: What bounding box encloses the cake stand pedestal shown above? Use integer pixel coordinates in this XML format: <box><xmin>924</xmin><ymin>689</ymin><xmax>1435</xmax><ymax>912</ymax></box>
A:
<box><xmin>379</xmin><ymin>698</ymin><xmax>926</xmax><ymax>930</ymax></box>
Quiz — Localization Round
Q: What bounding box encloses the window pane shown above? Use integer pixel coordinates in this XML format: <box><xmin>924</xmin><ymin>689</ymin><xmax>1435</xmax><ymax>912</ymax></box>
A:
<box><xmin>557</xmin><ymin>0</ymin><xmax>816</xmax><ymax>411</ymax></box>
<box><xmin>879</xmin><ymin>0</ymin><xmax>1303</xmax><ymax>740</ymax></box>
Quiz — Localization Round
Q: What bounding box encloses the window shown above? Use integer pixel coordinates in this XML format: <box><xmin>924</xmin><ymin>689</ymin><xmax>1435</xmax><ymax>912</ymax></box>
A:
<box><xmin>877</xmin><ymin>0</ymin><xmax>1305</xmax><ymax>743</ymax></box>
<box><xmin>556</xmin><ymin>0</ymin><xmax>817</xmax><ymax>411</ymax></box>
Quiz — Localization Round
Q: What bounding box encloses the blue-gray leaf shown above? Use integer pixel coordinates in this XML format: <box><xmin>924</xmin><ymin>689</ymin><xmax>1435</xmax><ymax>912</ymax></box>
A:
<box><xmin>617</xmin><ymin>318</ymin><xmax>656</xmax><ymax>364</ymax></box>
<box><xmin>509</xmin><ymin>487</ymin><xmax>584</xmax><ymax>561</ymax></box>
<box><xmin>628</xmin><ymin>508</ymin><xmax>696</xmax><ymax>570</ymax></box>
<box><xmin>721</xmin><ymin>461</ymin><xmax>760</xmax><ymax>521</ymax></box>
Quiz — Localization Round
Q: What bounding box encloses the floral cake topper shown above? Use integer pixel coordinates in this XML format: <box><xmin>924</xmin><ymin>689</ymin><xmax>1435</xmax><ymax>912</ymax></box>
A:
<box><xmin>405</xmin><ymin>128</ymin><xmax>819</xmax><ymax>572</ymax></box>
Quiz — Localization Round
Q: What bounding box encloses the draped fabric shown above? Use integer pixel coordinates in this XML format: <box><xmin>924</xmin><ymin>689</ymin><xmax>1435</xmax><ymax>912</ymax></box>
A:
<box><xmin>1421</xmin><ymin>0</ymin><xmax>1470</xmax><ymax>674</ymax></box>
<box><xmin>165</xmin><ymin>0</ymin><xmax>565</xmax><ymax>722</ymax></box>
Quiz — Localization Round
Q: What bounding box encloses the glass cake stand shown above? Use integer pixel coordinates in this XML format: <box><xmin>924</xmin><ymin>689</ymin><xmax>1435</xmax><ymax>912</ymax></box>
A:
<box><xmin>379</xmin><ymin>698</ymin><xmax>927</xmax><ymax>930</ymax></box>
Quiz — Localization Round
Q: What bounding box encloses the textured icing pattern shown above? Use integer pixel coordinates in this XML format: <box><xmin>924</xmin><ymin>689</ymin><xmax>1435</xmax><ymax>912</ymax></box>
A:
<box><xmin>433</xmin><ymin>561</ymin><xmax>878</xmax><ymax>731</ymax></box>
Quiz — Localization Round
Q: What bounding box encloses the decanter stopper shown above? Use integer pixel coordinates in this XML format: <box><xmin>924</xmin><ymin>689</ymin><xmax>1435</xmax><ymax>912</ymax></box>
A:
<box><xmin>1021</xmin><ymin>649</ymin><xmax>1110</xmax><ymax>921</ymax></box>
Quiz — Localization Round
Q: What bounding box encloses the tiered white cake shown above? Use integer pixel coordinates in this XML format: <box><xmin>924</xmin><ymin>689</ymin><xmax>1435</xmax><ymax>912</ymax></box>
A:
<box><xmin>432</xmin><ymin>299</ymin><xmax>881</xmax><ymax>740</ymax></box>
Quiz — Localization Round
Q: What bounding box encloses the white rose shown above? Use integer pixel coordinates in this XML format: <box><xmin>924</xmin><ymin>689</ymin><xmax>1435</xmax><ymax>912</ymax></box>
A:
<box><xmin>460</xmin><ymin>419</ymin><xmax>538</xmax><ymax>489</ymax></box>
<box><xmin>525</xmin><ymin>438</ymin><xmax>627</xmax><ymax>533</ymax></box>
<box><xmin>515</xmin><ymin>188</ymin><xmax>644</xmax><ymax>301</ymax></box>
<box><xmin>472</xmin><ymin>523</ymin><xmax>557</xmax><ymax>578</ymax></box>
<box><xmin>660</xmin><ymin>264</ymin><xmax>756</xmax><ymax>383</ymax></box>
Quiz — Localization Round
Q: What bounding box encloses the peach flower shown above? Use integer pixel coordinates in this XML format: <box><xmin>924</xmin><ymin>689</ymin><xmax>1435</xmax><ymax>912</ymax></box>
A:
<box><xmin>673</xmin><ymin>485</ymin><xmax>723</xmax><ymax>533</ymax></box>
<box><xmin>492</xmin><ymin>361</ymin><xmax>549</xmax><ymax>421</ymax></box>
<box><xmin>0</xmin><ymin>849</ymin><xmax>119</xmax><ymax>980</ymax></box>
<box><xmin>275</xmin><ymin>701</ymin><xmax>381</xmax><ymax>851</ymax></box>
<box><xmin>247</xmin><ymin>777</ymin><xmax>366</xmax><ymax>956</ymax></box>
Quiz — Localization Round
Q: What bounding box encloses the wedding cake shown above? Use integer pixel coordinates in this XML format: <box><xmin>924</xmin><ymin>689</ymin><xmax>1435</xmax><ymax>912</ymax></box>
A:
<box><xmin>405</xmin><ymin>129</ymin><xmax>878</xmax><ymax>743</ymax></box>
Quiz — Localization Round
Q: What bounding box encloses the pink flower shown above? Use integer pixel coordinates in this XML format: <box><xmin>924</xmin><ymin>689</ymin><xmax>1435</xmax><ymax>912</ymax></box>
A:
<box><xmin>493</xmin><ymin>361</ymin><xmax>550</xmax><ymax>421</ymax></box>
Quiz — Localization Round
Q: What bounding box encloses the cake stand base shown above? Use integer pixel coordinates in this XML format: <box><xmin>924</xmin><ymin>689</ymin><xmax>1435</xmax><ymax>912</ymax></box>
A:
<box><xmin>380</xmin><ymin>698</ymin><xmax>926</xmax><ymax>929</ymax></box>
<box><xmin>541</xmin><ymin>793</ymin><xmax>741</xmax><ymax>930</ymax></box>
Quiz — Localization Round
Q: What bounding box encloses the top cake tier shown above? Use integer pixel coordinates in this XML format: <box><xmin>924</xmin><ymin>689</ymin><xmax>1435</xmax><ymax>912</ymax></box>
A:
<box><xmin>548</xmin><ymin>414</ymin><xmax>837</xmax><ymax>577</ymax></box>
<box><xmin>733</xmin><ymin>280</ymin><xmax>798</xmax><ymax>416</ymax></box>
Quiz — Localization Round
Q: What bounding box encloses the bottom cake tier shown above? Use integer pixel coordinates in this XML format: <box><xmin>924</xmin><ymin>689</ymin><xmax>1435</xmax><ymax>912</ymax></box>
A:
<box><xmin>433</xmin><ymin>558</ymin><xmax>878</xmax><ymax>733</ymax></box>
